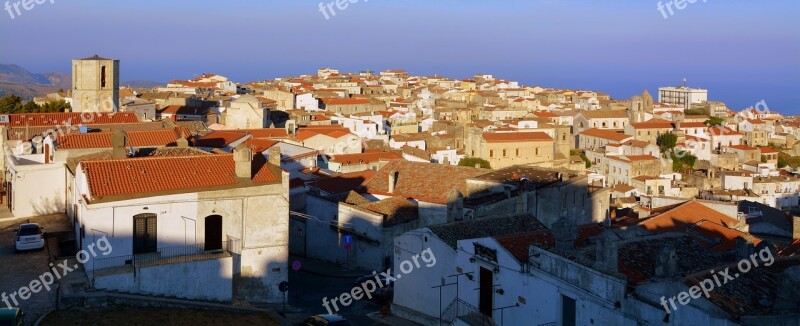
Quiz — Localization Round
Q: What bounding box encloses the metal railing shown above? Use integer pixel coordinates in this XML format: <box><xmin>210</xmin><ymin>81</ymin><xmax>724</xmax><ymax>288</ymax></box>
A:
<box><xmin>92</xmin><ymin>239</ymin><xmax>241</xmax><ymax>277</ymax></box>
<box><xmin>441</xmin><ymin>298</ymin><xmax>494</xmax><ymax>325</ymax></box>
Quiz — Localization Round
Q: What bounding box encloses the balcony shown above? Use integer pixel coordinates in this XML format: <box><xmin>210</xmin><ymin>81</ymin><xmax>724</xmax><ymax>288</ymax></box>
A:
<box><xmin>92</xmin><ymin>238</ymin><xmax>241</xmax><ymax>277</ymax></box>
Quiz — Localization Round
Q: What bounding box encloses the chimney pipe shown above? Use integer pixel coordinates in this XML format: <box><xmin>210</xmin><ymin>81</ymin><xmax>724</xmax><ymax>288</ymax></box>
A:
<box><xmin>268</xmin><ymin>145</ymin><xmax>281</xmax><ymax>166</ymax></box>
<box><xmin>44</xmin><ymin>143</ymin><xmax>51</xmax><ymax>164</ymax></box>
<box><xmin>111</xmin><ymin>130</ymin><xmax>127</xmax><ymax>159</ymax></box>
<box><xmin>234</xmin><ymin>144</ymin><xmax>253</xmax><ymax>179</ymax></box>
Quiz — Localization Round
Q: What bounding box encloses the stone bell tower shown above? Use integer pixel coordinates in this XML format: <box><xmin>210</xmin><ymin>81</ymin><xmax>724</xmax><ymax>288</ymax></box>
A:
<box><xmin>72</xmin><ymin>55</ymin><xmax>119</xmax><ymax>112</ymax></box>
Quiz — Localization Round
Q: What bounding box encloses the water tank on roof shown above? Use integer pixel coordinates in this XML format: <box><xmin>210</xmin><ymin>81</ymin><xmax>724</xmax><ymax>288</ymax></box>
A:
<box><xmin>79</xmin><ymin>126</ymin><xmax>88</xmax><ymax>133</ymax></box>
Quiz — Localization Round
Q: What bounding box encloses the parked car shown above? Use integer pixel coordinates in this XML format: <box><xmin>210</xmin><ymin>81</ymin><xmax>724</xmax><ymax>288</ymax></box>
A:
<box><xmin>353</xmin><ymin>274</ymin><xmax>394</xmax><ymax>287</ymax></box>
<box><xmin>353</xmin><ymin>274</ymin><xmax>394</xmax><ymax>302</ymax></box>
<box><xmin>0</xmin><ymin>308</ymin><xmax>24</xmax><ymax>326</ymax></box>
<box><xmin>298</xmin><ymin>314</ymin><xmax>350</xmax><ymax>326</ymax></box>
<box><xmin>14</xmin><ymin>223</ymin><xmax>45</xmax><ymax>252</ymax></box>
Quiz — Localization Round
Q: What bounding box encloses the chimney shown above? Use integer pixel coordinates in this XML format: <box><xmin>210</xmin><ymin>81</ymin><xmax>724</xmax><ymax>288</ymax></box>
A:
<box><xmin>233</xmin><ymin>144</ymin><xmax>253</xmax><ymax>179</ymax></box>
<box><xmin>388</xmin><ymin>171</ymin><xmax>398</xmax><ymax>193</ymax></box>
<box><xmin>268</xmin><ymin>145</ymin><xmax>281</xmax><ymax>166</ymax></box>
<box><xmin>44</xmin><ymin>143</ymin><xmax>51</xmax><ymax>164</ymax></box>
<box><xmin>654</xmin><ymin>243</ymin><xmax>678</xmax><ymax>278</ymax></box>
<box><xmin>176</xmin><ymin>130</ymin><xmax>189</xmax><ymax>148</ymax></box>
<box><xmin>735</xmin><ymin>237</ymin><xmax>756</xmax><ymax>261</ymax></box>
<box><xmin>552</xmin><ymin>216</ymin><xmax>577</xmax><ymax>251</ymax></box>
<box><xmin>111</xmin><ymin>130</ymin><xmax>127</xmax><ymax>159</ymax></box>
<box><xmin>793</xmin><ymin>215</ymin><xmax>800</xmax><ymax>239</ymax></box>
<box><xmin>447</xmin><ymin>189</ymin><xmax>464</xmax><ymax>223</ymax></box>
<box><xmin>594</xmin><ymin>230</ymin><xmax>619</xmax><ymax>273</ymax></box>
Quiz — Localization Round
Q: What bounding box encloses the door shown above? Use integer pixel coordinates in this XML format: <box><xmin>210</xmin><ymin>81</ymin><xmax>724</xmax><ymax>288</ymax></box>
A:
<box><xmin>479</xmin><ymin>267</ymin><xmax>493</xmax><ymax>316</ymax></box>
<box><xmin>204</xmin><ymin>215</ymin><xmax>223</xmax><ymax>251</ymax></box>
<box><xmin>133</xmin><ymin>214</ymin><xmax>157</xmax><ymax>254</ymax></box>
<box><xmin>6</xmin><ymin>182</ymin><xmax>12</xmax><ymax>210</ymax></box>
<box><xmin>561</xmin><ymin>294</ymin><xmax>576</xmax><ymax>326</ymax></box>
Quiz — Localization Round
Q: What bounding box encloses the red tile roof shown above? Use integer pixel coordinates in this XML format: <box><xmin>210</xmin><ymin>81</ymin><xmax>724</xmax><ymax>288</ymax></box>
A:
<box><xmin>314</xmin><ymin>170</ymin><xmax>376</xmax><ymax>195</ymax></box>
<box><xmin>580</xmin><ymin>128</ymin><xmax>632</xmax><ymax>142</ymax></box>
<box><xmin>362</xmin><ymin>160</ymin><xmax>485</xmax><ymax>204</ymax></box>
<box><xmin>496</xmin><ymin>224</ymin><xmax>604</xmax><ymax>262</ymax></box>
<box><xmin>330</xmin><ymin>151</ymin><xmax>402</xmax><ymax>165</ymax></box>
<box><xmin>607</xmin><ymin>155</ymin><xmax>659</xmax><ymax>163</ymax></box>
<box><xmin>688</xmin><ymin>220</ymin><xmax>761</xmax><ymax>252</ymax></box>
<box><xmin>295</xmin><ymin>126</ymin><xmax>353</xmax><ymax>141</ymax></box>
<box><xmin>320</xmin><ymin>98</ymin><xmax>370</xmax><ymax>105</ymax></box>
<box><xmin>631</xmin><ymin>118</ymin><xmax>675</xmax><ymax>129</ymax></box>
<box><xmin>708</xmin><ymin>126</ymin><xmax>741</xmax><ymax>136</ymax></box>
<box><xmin>194</xmin><ymin>129</ymin><xmax>288</xmax><ymax>148</ymax></box>
<box><xmin>779</xmin><ymin>239</ymin><xmax>800</xmax><ymax>257</ymax></box>
<box><xmin>1</xmin><ymin>112</ymin><xmax>139</xmax><ymax>127</ymax></box>
<box><xmin>482</xmin><ymin>132</ymin><xmax>553</xmax><ymax>143</ymax></box>
<box><xmin>758</xmin><ymin>147</ymin><xmax>778</xmax><ymax>154</ymax></box>
<box><xmin>727</xmin><ymin>144</ymin><xmax>757</xmax><ymax>151</ymax></box>
<box><xmin>639</xmin><ymin>201</ymin><xmax>740</xmax><ymax>233</ymax></box>
<box><xmin>57</xmin><ymin>128</ymin><xmax>189</xmax><ymax>149</ymax></box>
<box><xmin>81</xmin><ymin>154</ymin><xmax>280</xmax><ymax>199</ymax></box>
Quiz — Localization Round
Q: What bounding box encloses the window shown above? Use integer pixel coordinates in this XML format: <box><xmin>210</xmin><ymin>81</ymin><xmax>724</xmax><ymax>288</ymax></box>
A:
<box><xmin>101</xmin><ymin>66</ymin><xmax>107</xmax><ymax>88</ymax></box>
<box><xmin>516</xmin><ymin>148</ymin><xmax>520</xmax><ymax>156</ymax></box>
<box><xmin>503</xmin><ymin>149</ymin><xmax>507</xmax><ymax>157</ymax></box>
<box><xmin>535</xmin><ymin>148</ymin><xmax>539</xmax><ymax>155</ymax></box>
<box><xmin>490</xmin><ymin>150</ymin><xmax>494</xmax><ymax>158</ymax></box>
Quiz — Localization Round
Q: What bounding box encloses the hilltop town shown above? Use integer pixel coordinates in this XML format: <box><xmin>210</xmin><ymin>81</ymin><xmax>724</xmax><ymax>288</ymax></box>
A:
<box><xmin>1</xmin><ymin>56</ymin><xmax>799</xmax><ymax>325</ymax></box>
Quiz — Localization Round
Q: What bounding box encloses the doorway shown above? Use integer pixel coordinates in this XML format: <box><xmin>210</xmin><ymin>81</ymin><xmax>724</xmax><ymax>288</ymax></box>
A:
<box><xmin>204</xmin><ymin>215</ymin><xmax>223</xmax><ymax>251</ymax></box>
<box><xmin>133</xmin><ymin>213</ymin><xmax>157</xmax><ymax>254</ymax></box>
<box><xmin>479</xmin><ymin>267</ymin><xmax>493</xmax><ymax>317</ymax></box>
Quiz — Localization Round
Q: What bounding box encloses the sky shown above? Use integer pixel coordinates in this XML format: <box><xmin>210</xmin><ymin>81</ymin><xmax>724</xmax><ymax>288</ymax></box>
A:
<box><xmin>0</xmin><ymin>0</ymin><xmax>798</xmax><ymax>112</ymax></box>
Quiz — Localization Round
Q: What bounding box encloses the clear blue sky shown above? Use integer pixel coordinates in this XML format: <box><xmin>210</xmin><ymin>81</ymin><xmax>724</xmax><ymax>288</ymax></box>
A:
<box><xmin>1</xmin><ymin>0</ymin><xmax>798</xmax><ymax>112</ymax></box>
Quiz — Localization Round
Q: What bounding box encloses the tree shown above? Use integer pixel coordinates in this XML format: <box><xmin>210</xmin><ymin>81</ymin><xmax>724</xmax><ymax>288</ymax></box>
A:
<box><xmin>21</xmin><ymin>100</ymin><xmax>40</xmax><ymax>113</ymax></box>
<box><xmin>0</xmin><ymin>94</ymin><xmax>23</xmax><ymax>113</ymax></box>
<box><xmin>656</xmin><ymin>133</ymin><xmax>678</xmax><ymax>154</ymax></box>
<box><xmin>40</xmin><ymin>100</ymin><xmax>71</xmax><ymax>113</ymax></box>
<box><xmin>459</xmin><ymin>157</ymin><xmax>491</xmax><ymax>169</ymax></box>
<box><xmin>704</xmin><ymin>116</ymin><xmax>725</xmax><ymax>126</ymax></box>
<box><xmin>671</xmin><ymin>151</ymin><xmax>697</xmax><ymax>172</ymax></box>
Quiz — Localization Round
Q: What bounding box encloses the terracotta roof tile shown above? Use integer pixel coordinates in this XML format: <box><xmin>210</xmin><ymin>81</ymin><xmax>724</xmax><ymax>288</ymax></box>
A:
<box><xmin>57</xmin><ymin>128</ymin><xmax>189</xmax><ymax>149</ymax></box>
<box><xmin>314</xmin><ymin>171</ymin><xmax>376</xmax><ymax>195</ymax></box>
<box><xmin>1</xmin><ymin>112</ymin><xmax>139</xmax><ymax>127</ymax></box>
<box><xmin>362</xmin><ymin>160</ymin><xmax>485</xmax><ymax>204</ymax></box>
<box><xmin>330</xmin><ymin>151</ymin><xmax>402</xmax><ymax>165</ymax></box>
<box><xmin>580</xmin><ymin>128</ymin><xmax>632</xmax><ymax>142</ymax></box>
<box><xmin>639</xmin><ymin>201</ymin><xmax>740</xmax><ymax>233</ymax></box>
<box><xmin>81</xmin><ymin>154</ymin><xmax>280</xmax><ymax>199</ymax></box>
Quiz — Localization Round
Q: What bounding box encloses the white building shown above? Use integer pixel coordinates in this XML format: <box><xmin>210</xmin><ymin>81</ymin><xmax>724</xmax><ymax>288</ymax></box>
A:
<box><xmin>658</xmin><ymin>85</ymin><xmax>708</xmax><ymax>109</ymax></box>
<box><xmin>70</xmin><ymin>146</ymin><xmax>290</xmax><ymax>303</ymax></box>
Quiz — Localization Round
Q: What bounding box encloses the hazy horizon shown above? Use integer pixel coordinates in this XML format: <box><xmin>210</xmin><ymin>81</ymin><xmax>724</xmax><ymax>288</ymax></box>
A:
<box><xmin>1</xmin><ymin>0</ymin><xmax>798</xmax><ymax>112</ymax></box>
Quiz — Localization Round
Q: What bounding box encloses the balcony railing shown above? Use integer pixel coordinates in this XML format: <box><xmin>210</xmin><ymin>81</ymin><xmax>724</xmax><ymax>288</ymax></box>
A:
<box><xmin>92</xmin><ymin>239</ymin><xmax>241</xmax><ymax>277</ymax></box>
